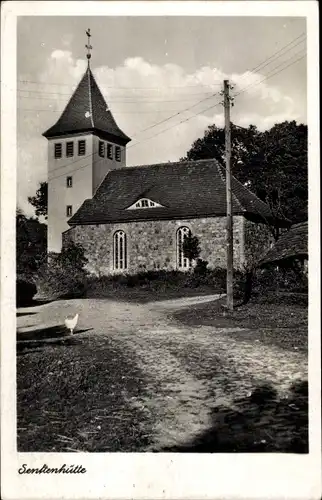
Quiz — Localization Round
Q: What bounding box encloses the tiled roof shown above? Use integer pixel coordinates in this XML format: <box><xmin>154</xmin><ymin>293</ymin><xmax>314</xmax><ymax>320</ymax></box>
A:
<box><xmin>259</xmin><ymin>221</ymin><xmax>308</xmax><ymax>266</ymax></box>
<box><xmin>43</xmin><ymin>67</ymin><xmax>131</xmax><ymax>145</ymax></box>
<box><xmin>68</xmin><ymin>158</ymin><xmax>290</xmax><ymax>226</ymax></box>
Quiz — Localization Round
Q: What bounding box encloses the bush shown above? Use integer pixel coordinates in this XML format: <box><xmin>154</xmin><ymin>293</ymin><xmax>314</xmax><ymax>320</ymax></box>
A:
<box><xmin>253</xmin><ymin>265</ymin><xmax>308</xmax><ymax>296</ymax></box>
<box><xmin>16</xmin><ymin>280</ymin><xmax>37</xmax><ymax>306</ymax></box>
<box><xmin>36</xmin><ymin>262</ymin><xmax>87</xmax><ymax>299</ymax></box>
<box><xmin>57</xmin><ymin>241</ymin><xmax>88</xmax><ymax>270</ymax></box>
<box><xmin>36</xmin><ymin>242</ymin><xmax>88</xmax><ymax>299</ymax></box>
<box><xmin>194</xmin><ymin>259</ymin><xmax>209</xmax><ymax>276</ymax></box>
<box><xmin>182</xmin><ymin>235</ymin><xmax>201</xmax><ymax>262</ymax></box>
<box><xmin>85</xmin><ymin>267</ymin><xmax>257</xmax><ymax>299</ymax></box>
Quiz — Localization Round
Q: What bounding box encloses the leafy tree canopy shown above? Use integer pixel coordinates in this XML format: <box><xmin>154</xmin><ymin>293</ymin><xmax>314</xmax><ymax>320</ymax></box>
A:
<box><xmin>16</xmin><ymin>208</ymin><xmax>47</xmax><ymax>278</ymax></box>
<box><xmin>183</xmin><ymin>120</ymin><xmax>307</xmax><ymax>227</ymax></box>
<box><xmin>28</xmin><ymin>181</ymin><xmax>48</xmax><ymax>220</ymax></box>
<box><xmin>58</xmin><ymin>241</ymin><xmax>88</xmax><ymax>271</ymax></box>
<box><xmin>182</xmin><ymin>234</ymin><xmax>201</xmax><ymax>262</ymax></box>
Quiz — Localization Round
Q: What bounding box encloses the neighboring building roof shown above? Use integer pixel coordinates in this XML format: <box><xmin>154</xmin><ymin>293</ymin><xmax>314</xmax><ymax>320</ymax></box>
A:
<box><xmin>68</xmin><ymin>158</ymin><xmax>290</xmax><ymax>226</ymax></box>
<box><xmin>259</xmin><ymin>221</ymin><xmax>308</xmax><ymax>266</ymax></box>
<box><xmin>43</xmin><ymin>67</ymin><xmax>131</xmax><ymax>145</ymax></box>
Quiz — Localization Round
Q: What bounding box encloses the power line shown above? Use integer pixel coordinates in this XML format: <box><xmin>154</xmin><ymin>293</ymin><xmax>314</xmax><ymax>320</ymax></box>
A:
<box><xmin>17</xmin><ymin>33</ymin><xmax>306</xmax><ymax>126</ymax></box>
<box><xmin>34</xmin><ymin>32</ymin><xmax>307</xmax><ymax>181</ymax></box>
<box><xmin>18</xmin><ymin>32</ymin><xmax>305</xmax><ymax>97</ymax></box>
<box><xmin>48</xmin><ymin>96</ymin><xmax>224</xmax><ymax>182</ymax></box>
<box><xmin>125</xmin><ymin>52</ymin><xmax>307</xmax><ymax>151</ymax></box>
<box><xmin>111</xmin><ymin>39</ymin><xmax>306</xmax><ymax>139</ymax></box>
<box><xmin>18</xmin><ymin>47</ymin><xmax>304</xmax><ymax>116</ymax></box>
<box><xmin>132</xmin><ymin>92</ymin><xmax>220</xmax><ymax>137</ymax></box>
<box><xmin>233</xmin><ymin>51</ymin><xmax>306</xmax><ymax>99</ymax></box>
<box><xmin>47</xmin><ymin>48</ymin><xmax>306</xmax><ymax>183</ymax></box>
<box><xmin>18</xmin><ymin>46</ymin><xmax>304</xmax><ymax>115</ymax></box>
<box><xmin>17</xmin><ymin>94</ymin><xmax>217</xmax><ymax>103</ymax></box>
<box><xmin>18</xmin><ymin>79</ymin><xmax>223</xmax><ymax>89</ymax></box>
<box><xmin>27</xmin><ymin>93</ymin><xmax>221</xmax><ymax>178</ymax></box>
<box><xmin>240</xmin><ymin>32</ymin><xmax>305</xmax><ymax>77</ymax></box>
<box><xmin>18</xmin><ymin>108</ymin><xmax>61</xmax><ymax>113</ymax></box>
<box><xmin>18</xmin><ymin>107</ymin><xmax>211</xmax><ymax>114</ymax></box>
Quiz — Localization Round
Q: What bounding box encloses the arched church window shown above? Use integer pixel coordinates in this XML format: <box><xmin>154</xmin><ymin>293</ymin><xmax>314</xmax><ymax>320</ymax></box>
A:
<box><xmin>113</xmin><ymin>230</ymin><xmax>127</xmax><ymax>271</ymax></box>
<box><xmin>177</xmin><ymin>226</ymin><xmax>191</xmax><ymax>270</ymax></box>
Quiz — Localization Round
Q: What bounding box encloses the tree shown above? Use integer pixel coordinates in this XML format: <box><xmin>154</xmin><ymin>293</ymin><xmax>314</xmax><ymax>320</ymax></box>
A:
<box><xmin>184</xmin><ymin>123</ymin><xmax>259</xmax><ymax>170</ymax></box>
<box><xmin>184</xmin><ymin>120</ymin><xmax>307</xmax><ymax>305</ymax></box>
<box><xmin>57</xmin><ymin>241</ymin><xmax>88</xmax><ymax>271</ymax></box>
<box><xmin>28</xmin><ymin>181</ymin><xmax>48</xmax><ymax>219</ymax></box>
<box><xmin>183</xmin><ymin>121</ymin><xmax>308</xmax><ymax>238</ymax></box>
<box><xmin>234</xmin><ymin>121</ymin><xmax>308</xmax><ymax>227</ymax></box>
<box><xmin>36</xmin><ymin>241</ymin><xmax>88</xmax><ymax>299</ymax></box>
<box><xmin>182</xmin><ymin>234</ymin><xmax>201</xmax><ymax>263</ymax></box>
<box><xmin>16</xmin><ymin>208</ymin><xmax>47</xmax><ymax>278</ymax></box>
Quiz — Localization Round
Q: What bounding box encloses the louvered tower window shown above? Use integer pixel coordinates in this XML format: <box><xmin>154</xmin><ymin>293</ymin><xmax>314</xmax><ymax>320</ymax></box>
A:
<box><xmin>99</xmin><ymin>141</ymin><xmax>105</xmax><ymax>157</ymax></box>
<box><xmin>177</xmin><ymin>227</ymin><xmax>191</xmax><ymax>270</ymax></box>
<box><xmin>113</xmin><ymin>230</ymin><xmax>127</xmax><ymax>271</ymax></box>
<box><xmin>115</xmin><ymin>146</ymin><xmax>121</xmax><ymax>162</ymax></box>
<box><xmin>107</xmin><ymin>144</ymin><xmax>113</xmax><ymax>160</ymax></box>
<box><xmin>78</xmin><ymin>140</ymin><xmax>86</xmax><ymax>156</ymax></box>
<box><xmin>66</xmin><ymin>142</ymin><xmax>74</xmax><ymax>157</ymax></box>
<box><xmin>54</xmin><ymin>143</ymin><xmax>62</xmax><ymax>158</ymax></box>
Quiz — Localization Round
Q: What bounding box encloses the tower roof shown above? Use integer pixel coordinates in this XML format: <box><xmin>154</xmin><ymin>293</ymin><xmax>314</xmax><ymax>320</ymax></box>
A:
<box><xmin>43</xmin><ymin>67</ymin><xmax>131</xmax><ymax>145</ymax></box>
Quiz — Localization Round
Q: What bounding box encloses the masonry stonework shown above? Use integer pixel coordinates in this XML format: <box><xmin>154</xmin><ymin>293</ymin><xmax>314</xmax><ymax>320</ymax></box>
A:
<box><xmin>244</xmin><ymin>219</ymin><xmax>274</xmax><ymax>268</ymax></box>
<box><xmin>63</xmin><ymin>215</ymin><xmax>250</xmax><ymax>275</ymax></box>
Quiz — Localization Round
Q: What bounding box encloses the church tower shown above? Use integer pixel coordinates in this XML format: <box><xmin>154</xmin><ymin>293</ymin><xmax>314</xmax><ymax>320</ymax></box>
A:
<box><xmin>43</xmin><ymin>30</ymin><xmax>131</xmax><ymax>254</ymax></box>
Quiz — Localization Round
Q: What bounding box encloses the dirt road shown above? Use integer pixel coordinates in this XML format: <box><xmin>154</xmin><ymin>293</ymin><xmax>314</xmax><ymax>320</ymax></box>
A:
<box><xmin>17</xmin><ymin>296</ymin><xmax>307</xmax><ymax>450</ymax></box>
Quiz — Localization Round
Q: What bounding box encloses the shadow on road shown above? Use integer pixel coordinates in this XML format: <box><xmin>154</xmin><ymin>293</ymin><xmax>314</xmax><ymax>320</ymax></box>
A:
<box><xmin>17</xmin><ymin>326</ymin><xmax>94</xmax><ymax>354</ymax></box>
<box><xmin>17</xmin><ymin>337</ymin><xmax>83</xmax><ymax>354</ymax></box>
<box><xmin>159</xmin><ymin>381</ymin><xmax>308</xmax><ymax>453</ymax></box>
<box><xmin>17</xmin><ymin>312</ymin><xmax>38</xmax><ymax>317</ymax></box>
<box><xmin>17</xmin><ymin>298</ymin><xmax>55</xmax><ymax>308</ymax></box>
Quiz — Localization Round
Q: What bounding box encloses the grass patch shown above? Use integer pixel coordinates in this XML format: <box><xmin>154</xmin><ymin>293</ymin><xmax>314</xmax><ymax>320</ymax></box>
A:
<box><xmin>84</xmin><ymin>270</ymin><xmax>223</xmax><ymax>303</ymax></box>
<box><xmin>17</xmin><ymin>333</ymin><xmax>154</xmax><ymax>452</ymax></box>
<box><xmin>172</xmin><ymin>293</ymin><xmax>308</xmax><ymax>352</ymax></box>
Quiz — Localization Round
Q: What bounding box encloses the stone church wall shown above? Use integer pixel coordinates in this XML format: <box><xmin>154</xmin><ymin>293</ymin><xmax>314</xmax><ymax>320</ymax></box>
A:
<box><xmin>63</xmin><ymin>215</ymin><xmax>251</xmax><ymax>276</ymax></box>
<box><xmin>244</xmin><ymin>219</ymin><xmax>274</xmax><ymax>268</ymax></box>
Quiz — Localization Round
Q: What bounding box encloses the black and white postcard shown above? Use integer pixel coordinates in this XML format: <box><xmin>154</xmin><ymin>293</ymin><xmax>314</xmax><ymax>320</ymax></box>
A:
<box><xmin>1</xmin><ymin>1</ymin><xmax>320</xmax><ymax>499</ymax></box>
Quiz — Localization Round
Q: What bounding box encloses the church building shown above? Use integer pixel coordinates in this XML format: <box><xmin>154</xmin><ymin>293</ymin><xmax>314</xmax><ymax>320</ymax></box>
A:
<box><xmin>43</xmin><ymin>36</ymin><xmax>286</xmax><ymax>276</ymax></box>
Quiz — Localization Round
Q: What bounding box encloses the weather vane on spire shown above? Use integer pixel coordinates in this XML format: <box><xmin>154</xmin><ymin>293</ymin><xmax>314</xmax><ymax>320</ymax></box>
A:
<box><xmin>85</xmin><ymin>28</ymin><xmax>92</xmax><ymax>65</ymax></box>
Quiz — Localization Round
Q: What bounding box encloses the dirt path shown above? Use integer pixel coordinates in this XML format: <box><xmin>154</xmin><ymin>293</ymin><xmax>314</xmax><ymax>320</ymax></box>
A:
<box><xmin>17</xmin><ymin>296</ymin><xmax>307</xmax><ymax>450</ymax></box>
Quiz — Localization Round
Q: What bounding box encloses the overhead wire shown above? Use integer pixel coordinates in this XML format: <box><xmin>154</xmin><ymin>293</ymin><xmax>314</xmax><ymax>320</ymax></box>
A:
<box><xmin>17</xmin><ymin>79</ymin><xmax>223</xmax><ymax>89</ymax></box>
<box><xmin>18</xmin><ymin>91</ymin><xmax>216</xmax><ymax>101</ymax></box>
<box><xmin>18</xmin><ymin>32</ymin><xmax>305</xmax><ymax>94</ymax></box>
<box><xmin>18</xmin><ymin>33</ymin><xmax>306</xmax><ymax>139</ymax></box>
<box><xmin>233</xmin><ymin>51</ymin><xmax>306</xmax><ymax>99</ymax></box>
<box><xmin>127</xmin><ymin>50</ymin><xmax>306</xmax><ymax>150</ymax></box>
<box><xmin>47</xmin><ymin>44</ymin><xmax>306</xmax><ymax>183</ymax></box>
<box><xmin>18</xmin><ymin>32</ymin><xmax>305</xmax><ymax>118</ymax></box>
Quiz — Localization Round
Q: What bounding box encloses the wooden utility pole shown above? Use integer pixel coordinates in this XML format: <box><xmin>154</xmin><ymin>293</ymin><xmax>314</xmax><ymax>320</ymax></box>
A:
<box><xmin>223</xmin><ymin>80</ymin><xmax>234</xmax><ymax>311</ymax></box>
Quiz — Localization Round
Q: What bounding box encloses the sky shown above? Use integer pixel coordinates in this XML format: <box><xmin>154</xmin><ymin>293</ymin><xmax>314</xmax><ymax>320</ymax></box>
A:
<box><xmin>17</xmin><ymin>15</ymin><xmax>307</xmax><ymax>216</ymax></box>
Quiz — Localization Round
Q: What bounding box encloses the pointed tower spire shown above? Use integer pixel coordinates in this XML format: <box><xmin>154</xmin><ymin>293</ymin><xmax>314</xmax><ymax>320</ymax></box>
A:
<box><xmin>85</xmin><ymin>28</ymin><xmax>92</xmax><ymax>67</ymax></box>
<box><xmin>42</xmin><ymin>29</ymin><xmax>131</xmax><ymax>144</ymax></box>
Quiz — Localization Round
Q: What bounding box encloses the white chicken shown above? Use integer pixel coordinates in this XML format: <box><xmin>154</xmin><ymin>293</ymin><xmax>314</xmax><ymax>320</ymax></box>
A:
<box><xmin>64</xmin><ymin>313</ymin><xmax>79</xmax><ymax>335</ymax></box>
